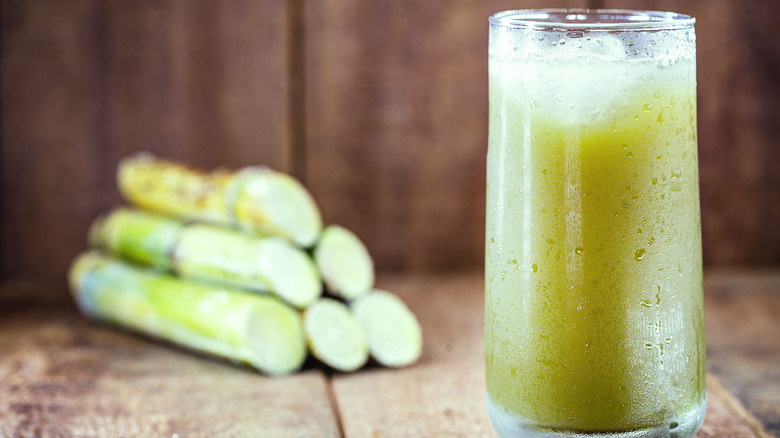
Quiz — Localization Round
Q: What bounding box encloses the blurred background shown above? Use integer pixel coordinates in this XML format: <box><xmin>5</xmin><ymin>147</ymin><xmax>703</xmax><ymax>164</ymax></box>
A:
<box><xmin>2</xmin><ymin>0</ymin><xmax>779</xmax><ymax>285</ymax></box>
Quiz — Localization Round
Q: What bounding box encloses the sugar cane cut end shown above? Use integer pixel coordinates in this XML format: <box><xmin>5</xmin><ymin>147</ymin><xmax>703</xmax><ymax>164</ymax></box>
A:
<box><xmin>67</xmin><ymin>251</ymin><xmax>105</xmax><ymax>310</ymax></box>
<box><xmin>246</xmin><ymin>296</ymin><xmax>308</xmax><ymax>376</ymax></box>
<box><xmin>314</xmin><ymin>225</ymin><xmax>375</xmax><ymax>301</ymax></box>
<box><xmin>88</xmin><ymin>213</ymin><xmax>108</xmax><ymax>250</ymax></box>
<box><xmin>303</xmin><ymin>298</ymin><xmax>368</xmax><ymax>372</ymax></box>
<box><xmin>351</xmin><ymin>290</ymin><xmax>423</xmax><ymax>368</ymax></box>
<box><xmin>261</xmin><ymin>238</ymin><xmax>322</xmax><ymax>309</ymax></box>
<box><xmin>116</xmin><ymin>153</ymin><xmax>166</xmax><ymax>207</ymax></box>
<box><xmin>233</xmin><ymin>168</ymin><xmax>323</xmax><ymax>248</ymax></box>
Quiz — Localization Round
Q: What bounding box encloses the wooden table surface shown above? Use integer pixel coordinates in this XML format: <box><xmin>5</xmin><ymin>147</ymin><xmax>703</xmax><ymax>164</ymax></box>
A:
<box><xmin>1</xmin><ymin>270</ymin><xmax>778</xmax><ymax>437</ymax></box>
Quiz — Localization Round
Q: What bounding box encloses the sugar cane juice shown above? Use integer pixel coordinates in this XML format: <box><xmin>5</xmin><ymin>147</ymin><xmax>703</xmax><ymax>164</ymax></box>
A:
<box><xmin>485</xmin><ymin>11</ymin><xmax>706</xmax><ymax>437</ymax></box>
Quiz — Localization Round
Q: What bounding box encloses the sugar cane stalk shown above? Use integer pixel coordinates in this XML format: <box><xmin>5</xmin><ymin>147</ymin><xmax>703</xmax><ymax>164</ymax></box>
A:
<box><xmin>69</xmin><ymin>251</ymin><xmax>307</xmax><ymax>375</ymax></box>
<box><xmin>91</xmin><ymin>208</ymin><xmax>321</xmax><ymax>309</ymax></box>
<box><xmin>118</xmin><ymin>153</ymin><xmax>322</xmax><ymax>247</ymax></box>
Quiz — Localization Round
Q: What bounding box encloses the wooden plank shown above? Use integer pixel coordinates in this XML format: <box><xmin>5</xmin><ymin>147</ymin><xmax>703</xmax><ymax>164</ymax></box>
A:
<box><xmin>599</xmin><ymin>0</ymin><xmax>780</xmax><ymax>266</ymax></box>
<box><xmin>0</xmin><ymin>272</ymin><xmax>776</xmax><ymax>436</ymax></box>
<box><xmin>704</xmin><ymin>270</ymin><xmax>780</xmax><ymax>438</ymax></box>
<box><xmin>0</xmin><ymin>281</ymin><xmax>340</xmax><ymax>437</ymax></box>
<box><xmin>698</xmin><ymin>375</ymin><xmax>766</xmax><ymax>438</ymax></box>
<box><xmin>302</xmin><ymin>0</ymin><xmax>587</xmax><ymax>273</ymax></box>
<box><xmin>332</xmin><ymin>273</ymin><xmax>767</xmax><ymax>437</ymax></box>
<box><xmin>333</xmin><ymin>274</ymin><xmax>494</xmax><ymax>437</ymax></box>
<box><xmin>164</xmin><ymin>0</ymin><xmax>290</xmax><ymax>170</ymax></box>
<box><xmin>101</xmin><ymin>0</ymin><xmax>291</xmax><ymax>169</ymax></box>
<box><xmin>0</xmin><ymin>0</ymin><xmax>291</xmax><ymax>281</ymax></box>
<box><xmin>1</xmin><ymin>0</ymin><xmax>104</xmax><ymax>280</ymax></box>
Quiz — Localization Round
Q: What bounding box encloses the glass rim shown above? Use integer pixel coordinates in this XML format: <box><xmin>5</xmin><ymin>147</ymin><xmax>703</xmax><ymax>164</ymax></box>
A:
<box><xmin>489</xmin><ymin>9</ymin><xmax>695</xmax><ymax>31</ymax></box>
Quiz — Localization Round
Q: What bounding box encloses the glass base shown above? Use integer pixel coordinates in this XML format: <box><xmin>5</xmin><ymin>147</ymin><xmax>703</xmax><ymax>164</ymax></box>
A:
<box><xmin>487</xmin><ymin>395</ymin><xmax>706</xmax><ymax>438</ymax></box>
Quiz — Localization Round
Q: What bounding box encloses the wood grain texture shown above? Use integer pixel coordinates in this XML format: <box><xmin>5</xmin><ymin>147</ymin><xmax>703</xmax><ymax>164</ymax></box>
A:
<box><xmin>0</xmin><ymin>281</ymin><xmax>340</xmax><ymax>438</ymax></box>
<box><xmin>1</xmin><ymin>0</ymin><xmax>104</xmax><ymax>280</ymax></box>
<box><xmin>704</xmin><ymin>270</ymin><xmax>780</xmax><ymax>437</ymax></box>
<box><xmin>3</xmin><ymin>0</ymin><xmax>780</xmax><ymax>282</ymax></box>
<box><xmin>332</xmin><ymin>273</ymin><xmax>769</xmax><ymax>438</ymax></box>
<box><xmin>302</xmin><ymin>0</ymin><xmax>586</xmax><ymax>273</ymax></box>
<box><xmin>600</xmin><ymin>0</ymin><xmax>780</xmax><ymax>266</ymax></box>
<box><xmin>334</xmin><ymin>274</ymin><xmax>493</xmax><ymax>437</ymax></box>
<box><xmin>0</xmin><ymin>272</ymin><xmax>776</xmax><ymax>436</ymax></box>
<box><xmin>1</xmin><ymin>0</ymin><xmax>290</xmax><ymax>280</ymax></box>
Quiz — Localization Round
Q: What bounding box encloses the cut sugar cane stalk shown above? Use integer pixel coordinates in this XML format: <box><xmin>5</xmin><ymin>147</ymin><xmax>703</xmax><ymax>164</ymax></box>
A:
<box><xmin>314</xmin><ymin>225</ymin><xmax>375</xmax><ymax>301</ymax></box>
<box><xmin>303</xmin><ymin>298</ymin><xmax>369</xmax><ymax>372</ymax></box>
<box><xmin>91</xmin><ymin>208</ymin><xmax>321</xmax><ymax>309</ymax></box>
<box><xmin>68</xmin><ymin>251</ymin><xmax>307</xmax><ymax>375</ymax></box>
<box><xmin>351</xmin><ymin>290</ymin><xmax>423</xmax><ymax>368</ymax></box>
<box><xmin>118</xmin><ymin>153</ymin><xmax>322</xmax><ymax>247</ymax></box>
<box><xmin>89</xmin><ymin>207</ymin><xmax>183</xmax><ymax>270</ymax></box>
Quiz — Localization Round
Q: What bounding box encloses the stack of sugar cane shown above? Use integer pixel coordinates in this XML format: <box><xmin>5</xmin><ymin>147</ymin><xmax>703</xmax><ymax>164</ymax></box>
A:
<box><xmin>68</xmin><ymin>154</ymin><xmax>423</xmax><ymax>375</ymax></box>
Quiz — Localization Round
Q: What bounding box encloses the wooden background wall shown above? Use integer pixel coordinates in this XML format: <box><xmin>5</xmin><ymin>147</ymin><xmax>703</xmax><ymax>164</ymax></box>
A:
<box><xmin>2</xmin><ymin>0</ymin><xmax>779</xmax><ymax>282</ymax></box>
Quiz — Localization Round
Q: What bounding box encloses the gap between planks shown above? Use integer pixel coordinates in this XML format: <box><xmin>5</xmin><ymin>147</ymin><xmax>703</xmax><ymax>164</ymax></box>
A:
<box><xmin>325</xmin><ymin>375</ymin><xmax>347</xmax><ymax>438</ymax></box>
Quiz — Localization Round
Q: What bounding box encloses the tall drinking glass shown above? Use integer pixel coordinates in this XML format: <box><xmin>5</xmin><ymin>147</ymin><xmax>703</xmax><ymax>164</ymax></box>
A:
<box><xmin>485</xmin><ymin>10</ymin><xmax>706</xmax><ymax>437</ymax></box>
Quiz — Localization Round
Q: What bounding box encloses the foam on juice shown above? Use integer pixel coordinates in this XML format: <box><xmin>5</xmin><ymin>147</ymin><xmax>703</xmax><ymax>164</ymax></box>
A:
<box><xmin>489</xmin><ymin>31</ymin><xmax>695</xmax><ymax>125</ymax></box>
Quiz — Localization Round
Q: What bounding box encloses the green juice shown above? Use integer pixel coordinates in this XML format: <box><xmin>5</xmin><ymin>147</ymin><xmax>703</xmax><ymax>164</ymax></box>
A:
<box><xmin>486</xmin><ymin>12</ymin><xmax>706</xmax><ymax>437</ymax></box>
